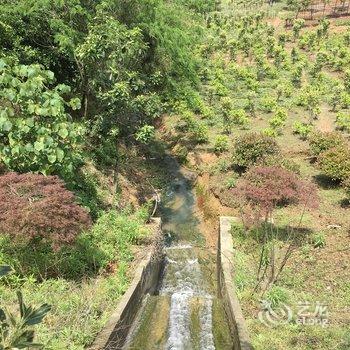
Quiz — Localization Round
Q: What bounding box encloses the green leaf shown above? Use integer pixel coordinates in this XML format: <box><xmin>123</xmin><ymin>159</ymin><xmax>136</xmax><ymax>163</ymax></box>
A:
<box><xmin>2</xmin><ymin>120</ymin><xmax>12</xmax><ymax>132</ymax></box>
<box><xmin>56</xmin><ymin>84</ymin><xmax>70</xmax><ymax>94</ymax></box>
<box><xmin>48</xmin><ymin>154</ymin><xmax>56</xmax><ymax>164</ymax></box>
<box><xmin>45</xmin><ymin>136</ymin><xmax>54</xmax><ymax>146</ymax></box>
<box><xmin>27</xmin><ymin>66</ymin><xmax>37</xmax><ymax>78</ymax></box>
<box><xmin>17</xmin><ymin>291</ymin><xmax>25</xmax><ymax>318</ymax></box>
<box><xmin>25</xmin><ymin>143</ymin><xmax>34</xmax><ymax>152</ymax></box>
<box><xmin>69</xmin><ymin>97</ymin><xmax>81</xmax><ymax>110</ymax></box>
<box><xmin>19</xmin><ymin>65</ymin><xmax>28</xmax><ymax>77</ymax></box>
<box><xmin>47</xmin><ymin>71</ymin><xmax>54</xmax><ymax>80</ymax></box>
<box><xmin>0</xmin><ymin>110</ymin><xmax>7</xmax><ymax>119</ymax></box>
<box><xmin>27</xmin><ymin>104</ymin><xmax>36</xmax><ymax>114</ymax></box>
<box><xmin>24</xmin><ymin>304</ymin><xmax>51</xmax><ymax>326</ymax></box>
<box><xmin>34</xmin><ymin>141</ymin><xmax>44</xmax><ymax>152</ymax></box>
<box><xmin>7</xmin><ymin>107</ymin><xmax>14</xmax><ymax>117</ymax></box>
<box><xmin>58</xmin><ymin>128</ymin><xmax>69</xmax><ymax>139</ymax></box>
<box><xmin>56</xmin><ymin>148</ymin><xmax>64</xmax><ymax>161</ymax></box>
<box><xmin>21</xmin><ymin>125</ymin><xmax>30</xmax><ymax>133</ymax></box>
<box><xmin>51</xmin><ymin>106</ymin><xmax>60</xmax><ymax>116</ymax></box>
<box><xmin>11</xmin><ymin>145</ymin><xmax>20</xmax><ymax>155</ymax></box>
<box><xmin>25</xmin><ymin>118</ymin><xmax>35</xmax><ymax>127</ymax></box>
<box><xmin>0</xmin><ymin>116</ymin><xmax>7</xmax><ymax>127</ymax></box>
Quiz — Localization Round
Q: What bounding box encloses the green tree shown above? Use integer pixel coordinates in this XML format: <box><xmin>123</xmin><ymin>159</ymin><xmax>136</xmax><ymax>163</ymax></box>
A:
<box><xmin>0</xmin><ymin>61</ymin><xmax>84</xmax><ymax>175</ymax></box>
<box><xmin>292</xmin><ymin>19</ymin><xmax>305</xmax><ymax>41</ymax></box>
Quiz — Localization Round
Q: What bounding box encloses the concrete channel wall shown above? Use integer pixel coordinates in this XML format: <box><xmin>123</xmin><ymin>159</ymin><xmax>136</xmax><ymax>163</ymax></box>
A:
<box><xmin>88</xmin><ymin>218</ymin><xmax>163</xmax><ymax>350</ymax></box>
<box><xmin>218</xmin><ymin>216</ymin><xmax>253</xmax><ymax>350</ymax></box>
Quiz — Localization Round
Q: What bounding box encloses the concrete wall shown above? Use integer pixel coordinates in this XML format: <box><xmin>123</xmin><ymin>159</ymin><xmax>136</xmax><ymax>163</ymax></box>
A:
<box><xmin>88</xmin><ymin>218</ymin><xmax>164</xmax><ymax>350</ymax></box>
<box><xmin>218</xmin><ymin>216</ymin><xmax>253</xmax><ymax>350</ymax></box>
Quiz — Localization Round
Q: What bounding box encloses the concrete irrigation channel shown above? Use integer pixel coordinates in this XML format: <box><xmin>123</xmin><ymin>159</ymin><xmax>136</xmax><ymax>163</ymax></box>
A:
<box><xmin>89</xmin><ymin>157</ymin><xmax>252</xmax><ymax>350</ymax></box>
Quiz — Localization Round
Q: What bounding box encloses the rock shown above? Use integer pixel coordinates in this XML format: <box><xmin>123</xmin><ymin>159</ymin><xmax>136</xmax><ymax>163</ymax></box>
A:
<box><xmin>327</xmin><ymin>224</ymin><xmax>341</xmax><ymax>229</ymax></box>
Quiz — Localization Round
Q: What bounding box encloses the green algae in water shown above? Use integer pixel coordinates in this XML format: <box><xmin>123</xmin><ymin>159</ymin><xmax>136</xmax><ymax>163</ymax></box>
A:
<box><xmin>190</xmin><ymin>297</ymin><xmax>202</xmax><ymax>350</ymax></box>
<box><xmin>126</xmin><ymin>295</ymin><xmax>170</xmax><ymax>350</ymax></box>
<box><xmin>212</xmin><ymin>298</ymin><xmax>234</xmax><ymax>350</ymax></box>
<box><xmin>125</xmin><ymin>160</ymin><xmax>234</xmax><ymax>349</ymax></box>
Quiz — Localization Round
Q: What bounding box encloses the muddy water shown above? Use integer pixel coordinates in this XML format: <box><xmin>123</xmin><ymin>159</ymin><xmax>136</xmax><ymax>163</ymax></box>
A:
<box><xmin>124</xmin><ymin>157</ymin><xmax>233</xmax><ymax>350</ymax></box>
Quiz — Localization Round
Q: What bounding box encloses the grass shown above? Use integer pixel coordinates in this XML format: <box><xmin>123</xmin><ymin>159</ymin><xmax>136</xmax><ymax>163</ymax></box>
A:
<box><xmin>160</xmin><ymin>5</ymin><xmax>350</xmax><ymax>347</ymax></box>
<box><xmin>0</xmin><ymin>268</ymin><xmax>129</xmax><ymax>349</ymax></box>
<box><xmin>0</xmin><ymin>206</ymin><xmax>154</xmax><ymax>349</ymax></box>
<box><xmin>230</xmin><ymin>220</ymin><xmax>350</xmax><ymax>350</ymax></box>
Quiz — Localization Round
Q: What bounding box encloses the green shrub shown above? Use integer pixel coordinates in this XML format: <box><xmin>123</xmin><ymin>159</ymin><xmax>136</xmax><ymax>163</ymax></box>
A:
<box><xmin>0</xmin><ymin>267</ymin><xmax>51</xmax><ymax>349</ymax></box>
<box><xmin>293</xmin><ymin>121</ymin><xmax>313</xmax><ymax>140</ymax></box>
<box><xmin>268</xmin><ymin>108</ymin><xmax>288</xmax><ymax>134</ymax></box>
<box><xmin>262</xmin><ymin>127</ymin><xmax>278</xmax><ymax>137</ymax></box>
<box><xmin>266</xmin><ymin>286</ymin><xmax>289</xmax><ymax>308</ymax></box>
<box><xmin>232</xmin><ymin>132</ymin><xmax>280</xmax><ymax>169</ymax></box>
<box><xmin>318</xmin><ymin>145</ymin><xmax>350</xmax><ymax>181</ymax></box>
<box><xmin>179</xmin><ymin>109</ymin><xmax>208</xmax><ymax>143</ymax></box>
<box><xmin>179</xmin><ymin>109</ymin><xmax>196</xmax><ymax>131</ymax></box>
<box><xmin>172</xmin><ymin>144</ymin><xmax>188</xmax><ymax>163</ymax></box>
<box><xmin>259</xmin><ymin>155</ymin><xmax>301</xmax><ymax>174</ymax></box>
<box><xmin>230</xmin><ymin>109</ymin><xmax>250</xmax><ymax>128</ymax></box>
<box><xmin>215</xmin><ymin>158</ymin><xmax>230</xmax><ymax>173</ymax></box>
<box><xmin>336</xmin><ymin>112</ymin><xmax>350</xmax><ymax>132</ymax></box>
<box><xmin>292</xmin><ymin>19</ymin><xmax>305</xmax><ymax>40</ymax></box>
<box><xmin>214</xmin><ymin>135</ymin><xmax>229</xmax><ymax>153</ymax></box>
<box><xmin>192</xmin><ymin>122</ymin><xmax>209</xmax><ymax>143</ymax></box>
<box><xmin>135</xmin><ymin>125</ymin><xmax>155</xmax><ymax>144</ymax></box>
<box><xmin>311</xmin><ymin>232</ymin><xmax>326</xmax><ymax>248</ymax></box>
<box><xmin>0</xmin><ymin>208</ymin><xmax>148</xmax><ymax>280</ymax></box>
<box><xmin>260</xmin><ymin>96</ymin><xmax>277</xmax><ymax>113</ymax></box>
<box><xmin>340</xmin><ymin>92</ymin><xmax>350</xmax><ymax>108</ymax></box>
<box><xmin>308</xmin><ymin>131</ymin><xmax>346</xmax><ymax>158</ymax></box>
<box><xmin>221</xmin><ymin>97</ymin><xmax>234</xmax><ymax>133</ymax></box>
<box><xmin>297</xmin><ymin>85</ymin><xmax>321</xmax><ymax>119</ymax></box>
<box><xmin>225</xmin><ymin>176</ymin><xmax>237</xmax><ymax>189</ymax></box>
<box><xmin>0</xmin><ymin>61</ymin><xmax>84</xmax><ymax>176</ymax></box>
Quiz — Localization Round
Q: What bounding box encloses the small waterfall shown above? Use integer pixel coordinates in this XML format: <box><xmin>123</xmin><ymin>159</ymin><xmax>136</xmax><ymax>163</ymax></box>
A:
<box><xmin>124</xmin><ymin>160</ymin><xmax>233</xmax><ymax>350</ymax></box>
<box><xmin>161</xmin><ymin>244</ymin><xmax>216</xmax><ymax>350</ymax></box>
<box><xmin>166</xmin><ymin>292</ymin><xmax>192</xmax><ymax>349</ymax></box>
<box><xmin>200</xmin><ymin>298</ymin><xmax>216</xmax><ymax>350</ymax></box>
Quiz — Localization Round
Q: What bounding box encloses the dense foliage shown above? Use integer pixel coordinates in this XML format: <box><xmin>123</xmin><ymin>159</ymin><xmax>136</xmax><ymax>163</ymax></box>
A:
<box><xmin>318</xmin><ymin>145</ymin><xmax>350</xmax><ymax>181</ymax></box>
<box><xmin>233</xmin><ymin>165</ymin><xmax>318</xmax><ymax>222</ymax></box>
<box><xmin>0</xmin><ymin>172</ymin><xmax>91</xmax><ymax>247</ymax></box>
<box><xmin>0</xmin><ymin>266</ymin><xmax>51</xmax><ymax>350</ymax></box>
<box><xmin>0</xmin><ymin>0</ymin><xmax>204</xmax><ymax>173</ymax></box>
<box><xmin>232</xmin><ymin>132</ymin><xmax>280</xmax><ymax>169</ymax></box>
<box><xmin>308</xmin><ymin>131</ymin><xmax>346</xmax><ymax>158</ymax></box>
<box><xmin>0</xmin><ymin>61</ymin><xmax>83</xmax><ymax>176</ymax></box>
<box><xmin>1</xmin><ymin>0</ymin><xmax>350</xmax><ymax>348</ymax></box>
<box><xmin>0</xmin><ymin>206</ymin><xmax>148</xmax><ymax>280</ymax></box>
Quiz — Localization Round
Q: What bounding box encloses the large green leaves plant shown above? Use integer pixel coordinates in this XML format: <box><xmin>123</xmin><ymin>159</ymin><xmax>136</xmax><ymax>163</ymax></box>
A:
<box><xmin>0</xmin><ymin>266</ymin><xmax>51</xmax><ymax>349</ymax></box>
<box><xmin>0</xmin><ymin>60</ymin><xmax>84</xmax><ymax>175</ymax></box>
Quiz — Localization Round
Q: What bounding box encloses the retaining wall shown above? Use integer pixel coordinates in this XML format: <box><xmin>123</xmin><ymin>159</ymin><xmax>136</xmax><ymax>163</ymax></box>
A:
<box><xmin>218</xmin><ymin>216</ymin><xmax>253</xmax><ymax>350</ymax></box>
<box><xmin>88</xmin><ymin>217</ymin><xmax>163</xmax><ymax>350</ymax></box>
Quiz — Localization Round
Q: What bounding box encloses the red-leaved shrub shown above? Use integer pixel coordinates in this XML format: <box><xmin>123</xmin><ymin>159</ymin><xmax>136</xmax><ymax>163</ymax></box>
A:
<box><xmin>232</xmin><ymin>166</ymin><xmax>318</xmax><ymax>225</ymax></box>
<box><xmin>0</xmin><ymin>172</ymin><xmax>91</xmax><ymax>247</ymax></box>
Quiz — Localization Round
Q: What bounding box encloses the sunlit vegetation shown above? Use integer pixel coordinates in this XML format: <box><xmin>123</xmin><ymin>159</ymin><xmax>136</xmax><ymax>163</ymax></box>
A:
<box><xmin>0</xmin><ymin>0</ymin><xmax>212</xmax><ymax>348</ymax></box>
<box><xmin>161</xmin><ymin>0</ymin><xmax>350</xmax><ymax>349</ymax></box>
<box><xmin>1</xmin><ymin>0</ymin><xmax>350</xmax><ymax>348</ymax></box>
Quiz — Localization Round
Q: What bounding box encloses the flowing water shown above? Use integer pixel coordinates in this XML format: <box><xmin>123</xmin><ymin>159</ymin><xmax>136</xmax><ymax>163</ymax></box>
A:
<box><xmin>123</xmin><ymin>157</ymin><xmax>233</xmax><ymax>350</ymax></box>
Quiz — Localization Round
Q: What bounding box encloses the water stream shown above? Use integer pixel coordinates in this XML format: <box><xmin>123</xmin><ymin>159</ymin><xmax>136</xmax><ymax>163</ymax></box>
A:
<box><xmin>123</xmin><ymin>157</ymin><xmax>233</xmax><ymax>350</ymax></box>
